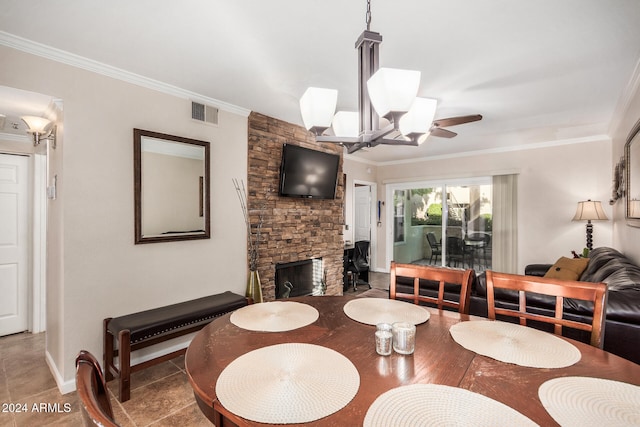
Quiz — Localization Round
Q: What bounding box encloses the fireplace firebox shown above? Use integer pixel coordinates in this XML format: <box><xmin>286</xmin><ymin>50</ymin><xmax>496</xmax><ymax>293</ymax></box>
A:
<box><xmin>275</xmin><ymin>258</ymin><xmax>325</xmax><ymax>299</ymax></box>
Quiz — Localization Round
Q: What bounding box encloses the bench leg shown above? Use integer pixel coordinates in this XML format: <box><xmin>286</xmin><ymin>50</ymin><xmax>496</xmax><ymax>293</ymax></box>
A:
<box><xmin>118</xmin><ymin>329</ymin><xmax>131</xmax><ymax>402</ymax></box>
<box><xmin>103</xmin><ymin>318</ymin><xmax>114</xmax><ymax>381</ymax></box>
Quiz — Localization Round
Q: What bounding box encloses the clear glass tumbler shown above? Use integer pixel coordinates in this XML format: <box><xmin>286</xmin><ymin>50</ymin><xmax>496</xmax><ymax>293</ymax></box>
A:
<box><xmin>392</xmin><ymin>322</ymin><xmax>416</xmax><ymax>355</ymax></box>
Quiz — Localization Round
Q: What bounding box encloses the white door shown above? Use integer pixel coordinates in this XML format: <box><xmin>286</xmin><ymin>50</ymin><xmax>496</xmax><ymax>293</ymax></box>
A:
<box><xmin>354</xmin><ymin>185</ymin><xmax>371</xmax><ymax>242</ymax></box>
<box><xmin>0</xmin><ymin>154</ymin><xmax>29</xmax><ymax>336</ymax></box>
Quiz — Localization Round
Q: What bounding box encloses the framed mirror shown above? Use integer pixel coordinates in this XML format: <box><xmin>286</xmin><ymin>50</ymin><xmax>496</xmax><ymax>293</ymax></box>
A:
<box><xmin>134</xmin><ymin>129</ymin><xmax>210</xmax><ymax>243</ymax></box>
<box><xmin>625</xmin><ymin>119</ymin><xmax>640</xmax><ymax>227</ymax></box>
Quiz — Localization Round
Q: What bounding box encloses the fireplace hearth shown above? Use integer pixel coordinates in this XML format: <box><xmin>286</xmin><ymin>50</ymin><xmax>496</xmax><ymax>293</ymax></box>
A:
<box><xmin>275</xmin><ymin>258</ymin><xmax>325</xmax><ymax>299</ymax></box>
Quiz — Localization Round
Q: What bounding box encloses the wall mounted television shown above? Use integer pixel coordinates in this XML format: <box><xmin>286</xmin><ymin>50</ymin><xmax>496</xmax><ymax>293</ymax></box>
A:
<box><xmin>279</xmin><ymin>144</ymin><xmax>340</xmax><ymax>199</ymax></box>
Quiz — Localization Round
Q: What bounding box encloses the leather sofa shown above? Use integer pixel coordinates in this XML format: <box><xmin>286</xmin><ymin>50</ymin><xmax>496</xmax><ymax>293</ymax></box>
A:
<box><xmin>393</xmin><ymin>247</ymin><xmax>640</xmax><ymax>364</ymax></box>
<box><xmin>469</xmin><ymin>247</ymin><xmax>640</xmax><ymax>364</ymax></box>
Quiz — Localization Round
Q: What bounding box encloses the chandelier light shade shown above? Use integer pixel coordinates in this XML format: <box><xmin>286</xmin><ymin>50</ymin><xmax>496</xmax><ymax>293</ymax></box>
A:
<box><xmin>299</xmin><ymin>87</ymin><xmax>338</xmax><ymax>135</ymax></box>
<box><xmin>399</xmin><ymin>97</ymin><xmax>438</xmax><ymax>140</ymax></box>
<box><xmin>572</xmin><ymin>199</ymin><xmax>608</xmax><ymax>250</ymax></box>
<box><xmin>366</xmin><ymin>68</ymin><xmax>421</xmax><ymax>120</ymax></box>
<box><xmin>332</xmin><ymin>111</ymin><xmax>359</xmax><ymax>138</ymax></box>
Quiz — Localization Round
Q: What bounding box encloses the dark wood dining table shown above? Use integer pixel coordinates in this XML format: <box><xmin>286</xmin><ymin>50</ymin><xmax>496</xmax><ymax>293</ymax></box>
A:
<box><xmin>185</xmin><ymin>295</ymin><xmax>640</xmax><ymax>426</ymax></box>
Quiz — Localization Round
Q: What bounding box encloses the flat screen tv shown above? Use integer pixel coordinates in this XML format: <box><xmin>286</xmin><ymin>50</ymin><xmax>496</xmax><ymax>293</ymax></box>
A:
<box><xmin>279</xmin><ymin>144</ymin><xmax>340</xmax><ymax>199</ymax></box>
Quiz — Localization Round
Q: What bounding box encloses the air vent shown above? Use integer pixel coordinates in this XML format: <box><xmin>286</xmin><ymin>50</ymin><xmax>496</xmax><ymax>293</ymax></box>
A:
<box><xmin>191</xmin><ymin>101</ymin><xmax>219</xmax><ymax>125</ymax></box>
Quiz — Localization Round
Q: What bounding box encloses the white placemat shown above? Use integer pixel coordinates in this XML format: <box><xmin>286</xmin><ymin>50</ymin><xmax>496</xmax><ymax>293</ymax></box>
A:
<box><xmin>449</xmin><ymin>320</ymin><xmax>581</xmax><ymax>368</ymax></box>
<box><xmin>216</xmin><ymin>343</ymin><xmax>359</xmax><ymax>424</ymax></box>
<box><xmin>539</xmin><ymin>377</ymin><xmax>640</xmax><ymax>426</ymax></box>
<box><xmin>363</xmin><ymin>384</ymin><xmax>538</xmax><ymax>426</ymax></box>
<box><xmin>230</xmin><ymin>301</ymin><xmax>319</xmax><ymax>332</ymax></box>
<box><xmin>343</xmin><ymin>298</ymin><xmax>430</xmax><ymax>326</ymax></box>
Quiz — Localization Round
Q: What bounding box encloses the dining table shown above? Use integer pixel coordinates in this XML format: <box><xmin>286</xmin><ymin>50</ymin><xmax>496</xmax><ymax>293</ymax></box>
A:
<box><xmin>185</xmin><ymin>294</ymin><xmax>640</xmax><ymax>426</ymax></box>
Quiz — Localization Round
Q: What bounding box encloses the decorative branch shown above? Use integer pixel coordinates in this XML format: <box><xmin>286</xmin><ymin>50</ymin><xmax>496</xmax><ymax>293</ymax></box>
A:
<box><xmin>233</xmin><ymin>178</ymin><xmax>266</xmax><ymax>271</ymax></box>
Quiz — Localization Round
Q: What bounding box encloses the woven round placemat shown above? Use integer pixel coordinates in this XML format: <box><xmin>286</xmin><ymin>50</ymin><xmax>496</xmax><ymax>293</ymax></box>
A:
<box><xmin>363</xmin><ymin>384</ymin><xmax>537</xmax><ymax>426</ymax></box>
<box><xmin>539</xmin><ymin>377</ymin><xmax>640</xmax><ymax>426</ymax></box>
<box><xmin>343</xmin><ymin>298</ymin><xmax>430</xmax><ymax>326</ymax></box>
<box><xmin>216</xmin><ymin>343</ymin><xmax>360</xmax><ymax>424</ymax></box>
<box><xmin>230</xmin><ymin>301</ymin><xmax>319</xmax><ymax>332</ymax></box>
<box><xmin>449</xmin><ymin>320</ymin><xmax>581</xmax><ymax>368</ymax></box>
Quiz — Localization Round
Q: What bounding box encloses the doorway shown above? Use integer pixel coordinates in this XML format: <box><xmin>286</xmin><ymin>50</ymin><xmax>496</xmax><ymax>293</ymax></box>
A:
<box><xmin>0</xmin><ymin>153</ymin><xmax>29</xmax><ymax>335</ymax></box>
<box><xmin>353</xmin><ymin>181</ymin><xmax>377</xmax><ymax>271</ymax></box>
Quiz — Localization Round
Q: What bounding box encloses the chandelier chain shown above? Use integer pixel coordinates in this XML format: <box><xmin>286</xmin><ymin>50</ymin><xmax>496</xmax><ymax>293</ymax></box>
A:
<box><xmin>365</xmin><ymin>0</ymin><xmax>372</xmax><ymax>30</ymax></box>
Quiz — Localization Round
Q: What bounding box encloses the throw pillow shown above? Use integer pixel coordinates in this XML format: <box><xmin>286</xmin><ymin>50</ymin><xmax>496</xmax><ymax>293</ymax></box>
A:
<box><xmin>543</xmin><ymin>256</ymin><xmax>590</xmax><ymax>281</ymax></box>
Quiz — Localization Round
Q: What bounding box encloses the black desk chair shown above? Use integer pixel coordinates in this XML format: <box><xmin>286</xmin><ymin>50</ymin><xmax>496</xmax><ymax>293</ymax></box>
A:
<box><xmin>347</xmin><ymin>240</ymin><xmax>371</xmax><ymax>291</ymax></box>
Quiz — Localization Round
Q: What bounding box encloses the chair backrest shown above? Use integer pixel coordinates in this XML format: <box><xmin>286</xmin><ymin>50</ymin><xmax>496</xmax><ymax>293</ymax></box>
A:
<box><xmin>389</xmin><ymin>261</ymin><xmax>474</xmax><ymax>314</ymax></box>
<box><xmin>446</xmin><ymin>236</ymin><xmax>464</xmax><ymax>254</ymax></box>
<box><xmin>485</xmin><ymin>270</ymin><xmax>608</xmax><ymax>348</ymax></box>
<box><xmin>354</xmin><ymin>240</ymin><xmax>370</xmax><ymax>264</ymax></box>
<box><xmin>76</xmin><ymin>350</ymin><xmax>119</xmax><ymax>427</ymax></box>
<box><xmin>426</xmin><ymin>232</ymin><xmax>440</xmax><ymax>249</ymax></box>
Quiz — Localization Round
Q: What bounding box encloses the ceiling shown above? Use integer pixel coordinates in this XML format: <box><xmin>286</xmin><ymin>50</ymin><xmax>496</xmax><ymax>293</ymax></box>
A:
<box><xmin>2</xmin><ymin>0</ymin><xmax>640</xmax><ymax>163</ymax></box>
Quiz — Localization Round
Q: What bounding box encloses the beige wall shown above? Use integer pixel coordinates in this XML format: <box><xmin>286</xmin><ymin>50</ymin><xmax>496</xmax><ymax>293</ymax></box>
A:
<box><xmin>611</xmin><ymin>79</ymin><xmax>640</xmax><ymax>264</ymax></box>
<box><xmin>1</xmin><ymin>45</ymin><xmax>249</xmax><ymax>390</ymax></box>
<box><xmin>344</xmin><ymin>138</ymin><xmax>613</xmax><ymax>274</ymax></box>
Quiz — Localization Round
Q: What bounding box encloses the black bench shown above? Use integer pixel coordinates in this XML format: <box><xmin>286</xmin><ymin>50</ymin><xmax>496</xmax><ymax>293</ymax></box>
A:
<box><xmin>104</xmin><ymin>291</ymin><xmax>248</xmax><ymax>402</ymax></box>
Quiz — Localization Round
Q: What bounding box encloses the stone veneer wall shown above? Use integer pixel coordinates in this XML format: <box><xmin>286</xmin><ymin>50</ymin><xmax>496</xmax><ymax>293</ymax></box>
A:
<box><xmin>247</xmin><ymin>112</ymin><xmax>345</xmax><ymax>301</ymax></box>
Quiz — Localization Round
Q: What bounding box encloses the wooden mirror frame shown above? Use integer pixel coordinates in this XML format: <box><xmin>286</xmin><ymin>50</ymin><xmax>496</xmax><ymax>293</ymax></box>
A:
<box><xmin>134</xmin><ymin>129</ymin><xmax>211</xmax><ymax>243</ymax></box>
<box><xmin>625</xmin><ymin>119</ymin><xmax>640</xmax><ymax>228</ymax></box>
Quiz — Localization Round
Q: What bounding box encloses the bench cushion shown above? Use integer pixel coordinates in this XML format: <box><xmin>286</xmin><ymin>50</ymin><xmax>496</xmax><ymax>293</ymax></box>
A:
<box><xmin>107</xmin><ymin>291</ymin><xmax>247</xmax><ymax>344</ymax></box>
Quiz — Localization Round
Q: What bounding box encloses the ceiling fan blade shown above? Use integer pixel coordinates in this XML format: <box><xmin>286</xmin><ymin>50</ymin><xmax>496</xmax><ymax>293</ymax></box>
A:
<box><xmin>432</xmin><ymin>114</ymin><xmax>483</xmax><ymax>128</ymax></box>
<box><xmin>430</xmin><ymin>128</ymin><xmax>457</xmax><ymax>138</ymax></box>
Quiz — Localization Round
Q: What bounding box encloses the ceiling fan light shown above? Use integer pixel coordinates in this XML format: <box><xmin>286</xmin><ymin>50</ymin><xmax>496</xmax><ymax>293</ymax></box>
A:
<box><xmin>332</xmin><ymin>111</ymin><xmax>359</xmax><ymax>138</ymax></box>
<box><xmin>299</xmin><ymin>87</ymin><xmax>338</xmax><ymax>134</ymax></box>
<box><xmin>21</xmin><ymin>115</ymin><xmax>52</xmax><ymax>134</ymax></box>
<box><xmin>399</xmin><ymin>97</ymin><xmax>438</xmax><ymax>136</ymax></box>
<box><xmin>366</xmin><ymin>68</ymin><xmax>421</xmax><ymax>118</ymax></box>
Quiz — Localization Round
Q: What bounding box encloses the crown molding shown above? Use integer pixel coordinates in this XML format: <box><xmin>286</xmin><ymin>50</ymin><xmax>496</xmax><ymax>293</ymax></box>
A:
<box><xmin>609</xmin><ymin>56</ymin><xmax>640</xmax><ymax>136</ymax></box>
<box><xmin>0</xmin><ymin>31</ymin><xmax>251</xmax><ymax>118</ymax></box>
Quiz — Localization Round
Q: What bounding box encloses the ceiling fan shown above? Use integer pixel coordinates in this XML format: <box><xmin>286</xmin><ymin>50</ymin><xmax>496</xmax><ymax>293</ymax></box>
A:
<box><xmin>300</xmin><ymin>0</ymin><xmax>483</xmax><ymax>154</ymax></box>
<box><xmin>429</xmin><ymin>114</ymin><xmax>483</xmax><ymax>139</ymax></box>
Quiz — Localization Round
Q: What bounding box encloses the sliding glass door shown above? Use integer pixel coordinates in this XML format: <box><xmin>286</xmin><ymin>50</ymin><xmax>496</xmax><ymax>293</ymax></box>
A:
<box><xmin>388</xmin><ymin>178</ymin><xmax>492</xmax><ymax>271</ymax></box>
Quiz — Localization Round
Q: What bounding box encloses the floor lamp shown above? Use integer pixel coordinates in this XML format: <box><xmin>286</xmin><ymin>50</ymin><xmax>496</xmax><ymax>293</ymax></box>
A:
<box><xmin>572</xmin><ymin>200</ymin><xmax>608</xmax><ymax>251</ymax></box>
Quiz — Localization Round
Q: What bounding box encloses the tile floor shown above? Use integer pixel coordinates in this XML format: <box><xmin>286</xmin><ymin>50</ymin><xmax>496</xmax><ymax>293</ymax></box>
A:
<box><xmin>0</xmin><ymin>272</ymin><xmax>390</xmax><ymax>427</ymax></box>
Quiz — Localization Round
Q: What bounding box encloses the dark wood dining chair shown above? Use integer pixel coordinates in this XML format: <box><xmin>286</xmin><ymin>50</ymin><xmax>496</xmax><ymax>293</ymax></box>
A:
<box><xmin>485</xmin><ymin>270</ymin><xmax>608</xmax><ymax>348</ymax></box>
<box><xmin>75</xmin><ymin>350</ymin><xmax>119</xmax><ymax>427</ymax></box>
<box><xmin>389</xmin><ymin>262</ymin><xmax>474</xmax><ymax>314</ymax></box>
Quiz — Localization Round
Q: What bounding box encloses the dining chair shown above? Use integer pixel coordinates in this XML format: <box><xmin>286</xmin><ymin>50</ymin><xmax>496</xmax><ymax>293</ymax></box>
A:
<box><xmin>485</xmin><ymin>270</ymin><xmax>608</xmax><ymax>348</ymax></box>
<box><xmin>347</xmin><ymin>240</ymin><xmax>371</xmax><ymax>291</ymax></box>
<box><xmin>389</xmin><ymin>261</ymin><xmax>474</xmax><ymax>314</ymax></box>
<box><xmin>425</xmin><ymin>232</ymin><xmax>442</xmax><ymax>264</ymax></box>
<box><xmin>75</xmin><ymin>350</ymin><xmax>120</xmax><ymax>427</ymax></box>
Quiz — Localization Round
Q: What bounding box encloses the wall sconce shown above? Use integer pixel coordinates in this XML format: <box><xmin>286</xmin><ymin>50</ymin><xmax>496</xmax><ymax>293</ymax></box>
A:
<box><xmin>21</xmin><ymin>116</ymin><xmax>56</xmax><ymax>148</ymax></box>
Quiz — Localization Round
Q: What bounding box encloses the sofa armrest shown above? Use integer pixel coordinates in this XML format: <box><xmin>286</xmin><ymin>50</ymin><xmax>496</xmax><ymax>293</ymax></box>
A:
<box><xmin>525</xmin><ymin>264</ymin><xmax>553</xmax><ymax>277</ymax></box>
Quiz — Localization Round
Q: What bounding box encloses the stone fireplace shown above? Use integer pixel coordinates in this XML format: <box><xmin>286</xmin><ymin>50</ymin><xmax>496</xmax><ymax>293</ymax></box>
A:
<box><xmin>248</xmin><ymin>112</ymin><xmax>344</xmax><ymax>300</ymax></box>
<box><xmin>275</xmin><ymin>258</ymin><xmax>325</xmax><ymax>299</ymax></box>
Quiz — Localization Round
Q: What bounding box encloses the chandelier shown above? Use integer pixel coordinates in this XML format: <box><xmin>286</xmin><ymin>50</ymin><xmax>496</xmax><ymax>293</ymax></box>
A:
<box><xmin>299</xmin><ymin>0</ymin><xmax>481</xmax><ymax>154</ymax></box>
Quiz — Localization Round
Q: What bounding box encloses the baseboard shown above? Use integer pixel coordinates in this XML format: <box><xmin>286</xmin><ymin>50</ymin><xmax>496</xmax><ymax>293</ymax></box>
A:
<box><xmin>45</xmin><ymin>350</ymin><xmax>76</xmax><ymax>395</ymax></box>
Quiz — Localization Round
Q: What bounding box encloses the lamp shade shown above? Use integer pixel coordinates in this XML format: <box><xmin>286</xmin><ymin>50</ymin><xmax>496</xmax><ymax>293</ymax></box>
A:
<box><xmin>629</xmin><ymin>199</ymin><xmax>640</xmax><ymax>217</ymax></box>
<box><xmin>21</xmin><ymin>116</ymin><xmax>52</xmax><ymax>134</ymax></box>
<box><xmin>332</xmin><ymin>111</ymin><xmax>359</xmax><ymax>138</ymax></box>
<box><xmin>299</xmin><ymin>87</ymin><xmax>338</xmax><ymax>133</ymax></box>
<box><xmin>366</xmin><ymin>68</ymin><xmax>420</xmax><ymax>118</ymax></box>
<box><xmin>572</xmin><ymin>200</ymin><xmax>608</xmax><ymax>221</ymax></box>
<box><xmin>399</xmin><ymin>97</ymin><xmax>438</xmax><ymax>138</ymax></box>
